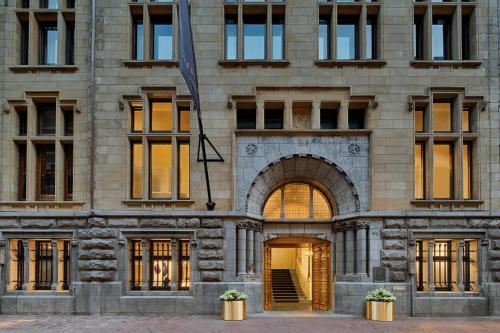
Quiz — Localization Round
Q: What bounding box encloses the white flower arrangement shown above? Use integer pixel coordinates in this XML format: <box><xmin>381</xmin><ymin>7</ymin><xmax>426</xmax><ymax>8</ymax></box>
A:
<box><xmin>365</xmin><ymin>288</ymin><xmax>397</xmax><ymax>303</ymax></box>
<box><xmin>219</xmin><ymin>290</ymin><xmax>248</xmax><ymax>302</ymax></box>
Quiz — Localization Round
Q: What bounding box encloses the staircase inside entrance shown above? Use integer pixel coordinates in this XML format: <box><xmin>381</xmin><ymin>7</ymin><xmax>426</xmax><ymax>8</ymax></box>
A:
<box><xmin>271</xmin><ymin>269</ymin><xmax>307</xmax><ymax>303</ymax></box>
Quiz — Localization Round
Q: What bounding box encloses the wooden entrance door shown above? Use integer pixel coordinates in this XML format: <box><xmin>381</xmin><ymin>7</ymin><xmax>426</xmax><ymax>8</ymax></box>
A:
<box><xmin>312</xmin><ymin>243</ymin><xmax>331</xmax><ymax>310</ymax></box>
<box><xmin>263</xmin><ymin>244</ymin><xmax>272</xmax><ymax>310</ymax></box>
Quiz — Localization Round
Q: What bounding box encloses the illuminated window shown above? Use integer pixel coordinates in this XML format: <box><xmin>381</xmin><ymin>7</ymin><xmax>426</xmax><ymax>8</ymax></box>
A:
<box><xmin>131</xmin><ymin>143</ymin><xmax>143</xmax><ymax>199</ymax></box>
<box><xmin>178</xmin><ymin>143</ymin><xmax>190</xmax><ymax>199</ymax></box>
<box><xmin>432</xmin><ymin>102</ymin><xmax>452</xmax><ymax>132</ymax></box>
<box><xmin>130</xmin><ymin>240</ymin><xmax>143</xmax><ymax>290</ymax></box>
<box><xmin>179</xmin><ymin>240</ymin><xmax>191</xmax><ymax>290</ymax></box>
<box><xmin>414</xmin><ymin>143</ymin><xmax>425</xmax><ymax>199</ymax></box>
<box><xmin>416</xmin><ymin>239</ymin><xmax>478</xmax><ymax>293</ymax></box>
<box><xmin>463</xmin><ymin>143</ymin><xmax>472</xmax><ymax>199</ymax></box>
<box><xmin>462</xmin><ymin>108</ymin><xmax>470</xmax><ymax>133</ymax></box>
<box><xmin>130</xmin><ymin>101</ymin><xmax>143</xmax><ymax>132</ymax></box>
<box><xmin>178</xmin><ymin>106</ymin><xmax>190</xmax><ymax>132</ymax></box>
<box><xmin>263</xmin><ymin>183</ymin><xmax>333</xmax><ymax>220</ymax></box>
<box><xmin>150</xmin><ymin>240</ymin><xmax>172</xmax><ymax>290</ymax></box>
<box><xmin>414</xmin><ymin>107</ymin><xmax>424</xmax><ymax>132</ymax></box>
<box><xmin>150</xmin><ymin>143</ymin><xmax>172</xmax><ymax>199</ymax></box>
<box><xmin>432</xmin><ymin>143</ymin><xmax>453</xmax><ymax>199</ymax></box>
<box><xmin>150</xmin><ymin>99</ymin><xmax>173</xmax><ymax>132</ymax></box>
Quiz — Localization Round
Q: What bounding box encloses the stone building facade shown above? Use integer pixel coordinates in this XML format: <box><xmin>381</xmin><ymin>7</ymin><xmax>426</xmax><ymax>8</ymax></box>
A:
<box><xmin>0</xmin><ymin>0</ymin><xmax>499</xmax><ymax>317</ymax></box>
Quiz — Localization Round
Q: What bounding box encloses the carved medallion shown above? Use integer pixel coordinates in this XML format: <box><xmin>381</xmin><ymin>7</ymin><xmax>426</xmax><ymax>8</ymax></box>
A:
<box><xmin>348</xmin><ymin>143</ymin><xmax>360</xmax><ymax>156</ymax></box>
<box><xmin>246</xmin><ymin>144</ymin><xmax>258</xmax><ymax>156</ymax></box>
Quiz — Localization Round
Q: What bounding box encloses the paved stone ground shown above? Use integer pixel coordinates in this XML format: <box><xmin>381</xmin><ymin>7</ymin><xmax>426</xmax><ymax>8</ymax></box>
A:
<box><xmin>0</xmin><ymin>315</ymin><xmax>499</xmax><ymax>333</ymax></box>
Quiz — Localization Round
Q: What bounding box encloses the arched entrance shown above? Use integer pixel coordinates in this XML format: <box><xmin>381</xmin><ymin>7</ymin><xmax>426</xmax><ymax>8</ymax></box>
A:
<box><xmin>264</xmin><ymin>237</ymin><xmax>331</xmax><ymax>311</ymax></box>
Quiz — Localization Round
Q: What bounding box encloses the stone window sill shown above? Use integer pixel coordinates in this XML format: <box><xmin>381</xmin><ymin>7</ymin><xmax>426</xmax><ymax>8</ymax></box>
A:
<box><xmin>412</xmin><ymin>200</ymin><xmax>483</xmax><ymax>208</ymax></box>
<box><xmin>218</xmin><ymin>60</ymin><xmax>290</xmax><ymax>68</ymax></box>
<box><xmin>0</xmin><ymin>201</ymin><xmax>85</xmax><ymax>208</ymax></box>
<box><xmin>123</xmin><ymin>291</ymin><xmax>193</xmax><ymax>297</ymax></box>
<box><xmin>4</xmin><ymin>291</ymin><xmax>73</xmax><ymax>296</ymax></box>
<box><xmin>123</xmin><ymin>200</ymin><xmax>194</xmax><ymax>209</ymax></box>
<box><xmin>315</xmin><ymin>60</ymin><xmax>386</xmax><ymax>68</ymax></box>
<box><xmin>410</xmin><ymin>60</ymin><xmax>482</xmax><ymax>69</ymax></box>
<box><xmin>235</xmin><ymin>129</ymin><xmax>371</xmax><ymax>136</ymax></box>
<box><xmin>123</xmin><ymin>60</ymin><xmax>179</xmax><ymax>68</ymax></box>
<box><xmin>9</xmin><ymin>65</ymin><xmax>78</xmax><ymax>73</ymax></box>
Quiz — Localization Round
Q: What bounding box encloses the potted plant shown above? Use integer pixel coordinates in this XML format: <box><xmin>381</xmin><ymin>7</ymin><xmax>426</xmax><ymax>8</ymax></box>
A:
<box><xmin>365</xmin><ymin>288</ymin><xmax>396</xmax><ymax>322</ymax></box>
<box><xmin>219</xmin><ymin>290</ymin><xmax>248</xmax><ymax>321</ymax></box>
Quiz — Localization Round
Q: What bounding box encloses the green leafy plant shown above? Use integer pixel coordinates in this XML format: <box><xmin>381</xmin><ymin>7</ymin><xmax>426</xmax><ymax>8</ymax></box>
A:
<box><xmin>365</xmin><ymin>288</ymin><xmax>397</xmax><ymax>303</ymax></box>
<box><xmin>219</xmin><ymin>290</ymin><xmax>248</xmax><ymax>302</ymax></box>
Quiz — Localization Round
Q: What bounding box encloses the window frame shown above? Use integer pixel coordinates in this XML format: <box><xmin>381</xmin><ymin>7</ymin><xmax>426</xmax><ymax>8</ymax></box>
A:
<box><xmin>36</xmin><ymin>144</ymin><xmax>56</xmax><ymax>201</ymax></box>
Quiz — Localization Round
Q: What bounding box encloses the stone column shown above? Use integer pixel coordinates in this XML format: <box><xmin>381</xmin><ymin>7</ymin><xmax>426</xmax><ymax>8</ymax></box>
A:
<box><xmin>284</xmin><ymin>101</ymin><xmax>293</xmax><ymax>130</ymax></box>
<box><xmin>457</xmin><ymin>240</ymin><xmax>465</xmax><ymax>292</ymax></box>
<box><xmin>257</xmin><ymin>102</ymin><xmax>265</xmax><ymax>129</ymax></box>
<box><xmin>428</xmin><ymin>240</ymin><xmax>435</xmax><ymax>292</ymax></box>
<box><xmin>22</xmin><ymin>240</ymin><xmax>29</xmax><ymax>291</ymax></box>
<box><xmin>345</xmin><ymin>227</ymin><xmax>355</xmax><ymax>274</ymax></box>
<box><xmin>356</xmin><ymin>222</ymin><xmax>368</xmax><ymax>275</ymax></box>
<box><xmin>237</xmin><ymin>225</ymin><xmax>247</xmax><ymax>276</ymax></box>
<box><xmin>335</xmin><ymin>230</ymin><xmax>344</xmax><ymax>274</ymax></box>
<box><xmin>312</xmin><ymin>101</ymin><xmax>321</xmax><ymax>129</ymax></box>
<box><xmin>141</xmin><ymin>239</ymin><xmax>148</xmax><ymax>291</ymax></box>
<box><xmin>254</xmin><ymin>229</ymin><xmax>262</xmax><ymax>275</ymax></box>
<box><xmin>51</xmin><ymin>240</ymin><xmax>58</xmax><ymax>291</ymax></box>
<box><xmin>171</xmin><ymin>240</ymin><xmax>178</xmax><ymax>291</ymax></box>
<box><xmin>247</xmin><ymin>228</ymin><xmax>255</xmax><ymax>274</ymax></box>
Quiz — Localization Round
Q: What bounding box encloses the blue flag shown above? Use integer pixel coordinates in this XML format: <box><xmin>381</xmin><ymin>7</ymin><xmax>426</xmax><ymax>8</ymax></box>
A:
<box><xmin>178</xmin><ymin>0</ymin><xmax>200</xmax><ymax>111</ymax></box>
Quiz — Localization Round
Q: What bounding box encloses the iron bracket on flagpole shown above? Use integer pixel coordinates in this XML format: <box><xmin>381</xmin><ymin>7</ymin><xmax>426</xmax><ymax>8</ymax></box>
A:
<box><xmin>197</xmin><ymin>135</ymin><xmax>224</xmax><ymax>163</ymax></box>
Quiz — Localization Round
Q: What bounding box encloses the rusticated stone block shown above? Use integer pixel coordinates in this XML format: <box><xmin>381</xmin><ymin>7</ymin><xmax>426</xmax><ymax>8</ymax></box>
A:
<box><xmin>201</xmin><ymin>219</ymin><xmax>223</xmax><ymax>229</ymax></box>
<box><xmin>108</xmin><ymin>218</ymin><xmax>139</xmax><ymax>227</ymax></box>
<box><xmin>198</xmin><ymin>250</ymin><xmax>224</xmax><ymax>260</ymax></box>
<box><xmin>384</xmin><ymin>219</ymin><xmax>404</xmax><ymax>229</ymax></box>
<box><xmin>79</xmin><ymin>249</ymin><xmax>116</xmax><ymax>260</ymax></box>
<box><xmin>381</xmin><ymin>229</ymin><xmax>406</xmax><ymax>239</ymax></box>
<box><xmin>489</xmin><ymin>261</ymin><xmax>500</xmax><ymax>271</ymax></box>
<box><xmin>407</xmin><ymin>219</ymin><xmax>429</xmax><ymax>228</ymax></box>
<box><xmin>0</xmin><ymin>220</ymin><xmax>19</xmax><ymax>228</ymax></box>
<box><xmin>20</xmin><ymin>219</ymin><xmax>55</xmax><ymax>228</ymax></box>
<box><xmin>490</xmin><ymin>250</ymin><xmax>500</xmax><ymax>261</ymax></box>
<box><xmin>88</xmin><ymin>217</ymin><xmax>107</xmax><ymax>228</ymax></box>
<box><xmin>78</xmin><ymin>230</ymin><xmax>92</xmax><ymax>239</ymax></box>
<box><xmin>140</xmin><ymin>219</ymin><xmax>176</xmax><ymax>228</ymax></box>
<box><xmin>430</xmin><ymin>219</ymin><xmax>467</xmax><ymax>228</ymax></box>
<box><xmin>80</xmin><ymin>239</ymin><xmax>115</xmax><ymax>250</ymax></box>
<box><xmin>178</xmin><ymin>218</ymin><xmax>200</xmax><ymax>228</ymax></box>
<box><xmin>383</xmin><ymin>240</ymin><xmax>406</xmax><ymax>250</ymax></box>
<box><xmin>80</xmin><ymin>271</ymin><xmax>115</xmax><ymax>282</ymax></box>
<box><xmin>201</xmin><ymin>271</ymin><xmax>223</xmax><ymax>282</ymax></box>
<box><xmin>90</xmin><ymin>228</ymin><xmax>116</xmax><ymax>239</ymax></box>
<box><xmin>198</xmin><ymin>260</ymin><xmax>225</xmax><ymax>271</ymax></box>
<box><xmin>381</xmin><ymin>250</ymin><xmax>407</xmax><ymax>260</ymax></box>
<box><xmin>468</xmin><ymin>219</ymin><xmax>489</xmax><ymax>228</ymax></box>
<box><xmin>390</xmin><ymin>271</ymin><xmax>406</xmax><ymax>282</ymax></box>
<box><xmin>381</xmin><ymin>260</ymin><xmax>407</xmax><ymax>271</ymax></box>
<box><xmin>492</xmin><ymin>240</ymin><xmax>500</xmax><ymax>250</ymax></box>
<box><xmin>58</xmin><ymin>219</ymin><xmax>87</xmax><ymax>228</ymax></box>
<box><xmin>197</xmin><ymin>229</ymin><xmax>224</xmax><ymax>239</ymax></box>
<box><xmin>489</xmin><ymin>229</ymin><xmax>500</xmax><ymax>239</ymax></box>
<box><xmin>200</xmin><ymin>239</ymin><xmax>223</xmax><ymax>250</ymax></box>
<box><xmin>79</xmin><ymin>260</ymin><xmax>118</xmax><ymax>271</ymax></box>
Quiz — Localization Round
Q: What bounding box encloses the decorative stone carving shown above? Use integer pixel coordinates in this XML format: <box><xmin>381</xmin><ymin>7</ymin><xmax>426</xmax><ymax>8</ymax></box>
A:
<box><xmin>356</xmin><ymin>221</ymin><xmax>370</xmax><ymax>229</ymax></box>
<box><xmin>246</xmin><ymin>144</ymin><xmax>258</xmax><ymax>156</ymax></box>
<box><xmin>348</xmin><ymin>143</ymin><xmax>360</xmax><ymax>156</ymax></box>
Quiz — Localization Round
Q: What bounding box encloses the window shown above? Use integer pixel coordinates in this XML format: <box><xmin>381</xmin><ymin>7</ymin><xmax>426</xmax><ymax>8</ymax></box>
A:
<box><xmin>237</xmin><ymin>107</ymin><xmax>257</xmax><ymax>130</ymax></box>
<box><xmin>8</xmin><ymin>239</ymin><xmax>71</xmax><ymax>292</ymax></box>
<box><xmin>413</xmin><ymin>94</ymin><xmax>479</xmax><ymax>202</ymax></box>
<box><xmin>348</xmin><ymin>108</ymin><xmax>365</xmax><ymax>129</ymax></box>
<box><xmin>318</xmin><ymin>15</ymin><xmax>330</xmax><ymax>60</ymax></box>
<box><xmin>128</xmin><ymin>92</ymin><xmax>191</xmax><ymax>202</ymax></box>
<box><xmin>151</xmin><ymin>15</ymin><xmax>173</xmax><ymax>60</ymax></box>
<box><xmin>224</xmin><ymin>2</ymin><xmax>286</xmax><ymax>61</ymax></box>
<box><xmin>40</xmin><ymin>0</ymin><xmax>58</xmax><ymax>8</ymax></box>
<box><xmin>20</xmin><ymin>20</ymin><xmax>29</xmax><ymax>65</ymax></box>
<box><xmin>432</xmin><ymin>16</ymin><xmax>451</xmax><ymax>60</ymax></box>
<box><xmin>40</xmin><ymin>23</ymin><xmax>58</xmax><ymax>65</ymax></box>
<box><xmin>64</xmin><ymin>144</ymin><xmax>73</xmax><ymax>201</ymax></box>
<box><xmin>132</xmin><ymin>16</ymin><xmax>144</xmax><ymax>61</ymax></box>
<box><xmin>337</xmin><ymin>16</ymin><xmax>358</xmax><ymax>60</ymax></box>
<box><xmin>18</xmin><ymin>108</ymin><xmax>28</xmax><ymax>136</ymax></box>
<box><xmin>37</xmin><ymin>145</ymin><xmax>56</xmax><ymax>201</ymax></box>
<box><xmin>66</xmin><ymin>21</ymin><xmax>75</xmax><ymax>65</ymax></box>
<box><xmin>413</xmin><ymin>15</ymin><xmax>424</xmax><ymax>60</ymax></box>
<box><xmin>264</xmin><ymin>106</ymin><xmax>284</xmax><ymax>129</ymax></box>
<box><xmin>320</xmin><ymin>107</ymin><xmax>338</xmax><ymax>129</ymax></box>
<box><xmin>263</xmin><ymin>183</ymin><xmax>333</xmax><ymax>221</ymax></box>
<box><xmin>63</xmin><ymin>110</ymin><xmax>74</xmax><ymax>136</ymax></box>
<box><xmin>415</xmin><ymin>239</ymin><xmax>479</xmax><ymax>293</ymax></box>
<box><xmin>18</xmin><ymin>144</ymin><xmax>27</xmax><ymax>201</ymax></box>
<box><xmin>129</xmin><ymin>239</ymin><xmax>191</xmax><ymax>291</ymax></box>
<box><xmin>366</xmin><ymin>15</ymin><xmax>377</xmax><ymax>59</ymax></box>
<box><xmin>37</xmin><ymin>102</ymin><xmax>56</xmax><ymax>135</ymax></box>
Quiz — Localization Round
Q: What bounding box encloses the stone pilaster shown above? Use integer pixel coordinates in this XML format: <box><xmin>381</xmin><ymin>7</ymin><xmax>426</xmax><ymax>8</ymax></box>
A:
<box><xmin>237</xmin><ymin>224</ymin><xmax>247</xmax><ymax>276</ymax></box>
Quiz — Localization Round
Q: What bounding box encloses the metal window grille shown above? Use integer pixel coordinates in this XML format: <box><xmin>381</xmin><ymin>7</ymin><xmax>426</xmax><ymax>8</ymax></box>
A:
<box><xmin>463</xmin><ymin>241</ymin><xmax>474</xmax><ymax>292</ymax></box>
<box><xmin>149</xmin><ymin>240</ymin><xmax>172</xmax><ymax>290</ymax></box>
<box><xmin>178</xmin><ymin>240</ymin><xmax>191</xmax><ymax>291</ymax></box>
<box><xmin>62</xmin><ymin>241</ymin><xmax>71</xmax><ymax>290</ymax></box>
<box><xmin>433</xmin><ymin>241</ymin><xmax>452</xmax><ymax>291</ymax></box>
<box><xmin>15</xmin><ymin>240</ymin><xmax>25</xmax><ymax>291</ymax></box>
<box><xmin>35</xmin><ymin>241</ymin><xmax>53</xmax><ymax>290</ymax></box>
<box><xmin>130</xmin><ymin>240</ymin><xmax>143</xmax><ymax>290</ymax></box>
<box><xmin>416</xmin><ymin>240</ymin><xmax>424</xmax><ymax>291</ymax></box>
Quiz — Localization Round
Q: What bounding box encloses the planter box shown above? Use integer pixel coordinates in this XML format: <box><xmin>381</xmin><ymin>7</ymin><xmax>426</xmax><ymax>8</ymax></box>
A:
<box><xmin>221</xmin><ymin>300</ymin><xmax>246</xmax><ymax>321</ymax></box>
<box><xmin>366</xmin><ymin>301</ymin><xmax>394</xmax><ymax>322</ymax></box>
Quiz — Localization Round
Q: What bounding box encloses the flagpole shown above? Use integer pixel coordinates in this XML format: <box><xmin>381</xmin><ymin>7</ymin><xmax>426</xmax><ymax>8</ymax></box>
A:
<box><xmin>196</xmin><ymin>106</ymin><xmax>216</xmax><ymax>211</ymax></box>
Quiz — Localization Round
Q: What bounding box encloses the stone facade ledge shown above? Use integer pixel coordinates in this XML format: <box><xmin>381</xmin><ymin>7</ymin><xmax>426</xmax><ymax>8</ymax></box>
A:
<box><xmin>218</xmin><ymin>60</ymin><xmax>290</xmax><ymax>68</ymax></box>
<box><xmin>235</xmin><ymin>129</ymin><xmax>371</xmax><ymax>136</ymax></box>
<box><xmin>314</xmin><ymin>60</ymin><xmax>387</xmax><ymax>68</ymax></box>
<box><xmin>9</xmin><ymin>65</ymin><xmax>79</xmax><ymax>73</ymax></box>
<box><xmin>410</xmin><ymin>60</ymin><xmax>482</xmax><ymax>69</ymax></box>
<box><xmin>122</xmin><ymin>60</ymin><xmax>179</xmax><ymax>68</ymax></box>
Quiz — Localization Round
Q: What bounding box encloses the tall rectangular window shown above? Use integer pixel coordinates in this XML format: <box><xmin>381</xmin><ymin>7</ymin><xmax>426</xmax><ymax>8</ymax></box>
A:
<box><xmin>320</xmin><ymin>108</ymin><xmax>338</xmax><ymax>129</ymax></box>
<box><xmin>62</xmin><ymin>241</ymin><xmax>71</xmax><ymax>290</ymax></box>
<box><xmin>131</xmin><ymin>142</ymin><xmax>143</xmax><ymax>199</ymax></box>
<box><xmin>35</xmin><ymin>241</ymin><xmax>53</xmax><ymax>290</ymax></box>
<box><xmin>14</xmin><ymin>240</ymin><xmax>25</xmax><ymax>291</ymax></box>
<box><xmin>130</xmin><ymin>240</ymin><xmax>143</xmax><ymax>290</ymax></box>
<box><xmin>20</xmin><ymin>20</ymin><xmax>29</xmax><ymax>65</ymax></box>
<box><xmin>433</xmin><ymin>143</ymin><xmax>453</xmax><ymax>199</ymax></box>
<box><xmin>433</xmin><ymin>241</ymin><xmax>452</xmax><ymax>291</ymax></box>
<box><xmin>150</xmin><ymin>143</ymin><xmax>172</xmax><ymax>199</ymax></box>
<box><xmin>37</xmin><ymin>145</ymin><xmax>56</xmax><ymax>200</ymax></box>
<box><xmin>66</xmin><ymin>21</ymin><xmax>75</xmax><ymax>65</ymax></box>
<box><xmin>432</xmin><ymin>102</ymin><xmax>452</xmax><ymax>132</ymax></box>
<box><xmin>133</xmin><ymin>17</ymin><xmax>144</xmax><ymax>61</ymax></box>
<box><xmin>415</xmin><ymin>143</ymin><xmax>425</xmax><ymax>199</ymax></box>
<box><xmin>130</xmin><ymin>101</ymin><xmax>143</xmax><ymax>132</ymax></box>
<box><xmin>461</xmin><ymin>14</ymin><xmax>471</xmax><ymax>60</ymax></box>
<box><xmin>151</xmin><ymin>15</ymin><xmax>173</xmax><ymax>60</ymax></box>
<box><xmin>348</xmin><ymin>108</ymin><xmax>365</xmax><ymax>129</ymax></box>
<box><xmin>149</xmin><ymin>240</ymin><xmax>172</xmax><ymax>290</ymax></box>
<box><xmin>272</xmin><ymin>15</ymin><xmax>284</xmax><ymax>60</ymax></box>
<box><xmin>64</xmin><ymin>144</ymin><xmax>73</xmax><ymax>201</ymax></box>
<box><xmin>63</xmin><ymin>110</ymin><xmax>74</xmax><ymax>136</ymax></box>
<box><xmin>37</xmin><ymin>102</ymin><xmax>56</xmax><ymax>135</ymax></box>
<box><xmin>318</xmin><ymin>15</ymin><xmax>330</xmax><ymax>60</ymax></box>
<box><xmin>462</xmin><ymin>108</ymin><xmax>470</xmax><ymax>133</ymax></box>
<box><xmin>463</xmin><ymin>143</ymin><xmax>472</xmax><ymax>200</ymax></box>
<box><xmin>225</xmin><ymin>15</ymin><xmax>238</xmax><ymax>60</ymax></box>
<box><xmin>178</xmin><ymin>106</ymin><xmax>190</xmax><ymax>132</ymax></box>
<box><xmin>415</xmin><ymin>107</ymin><xmax>425</xmax><ymax>132</ymax></box>
<box><xmin>244</xmin><ymin>15</ymin><xmax>266</xmax><ymax>60</ymax></box>
<box><xmin>337</xmin><ymin>16</ymin><xmax>358</xmax><ymax>60</ymax></box>
<box><xmin>414</xmin><ymin>15</ymin><xmax>423</xmax><ymax>60</ymax></box>
<box><xmin>18</xmin><ymin>144</ymin><xmax>27</xmax><ymax>201</ymax></box>
<box><xmin>366</xmin><ymin>16</ymin><xmax>377</xmax><ymax>60</ymax></box>
<box><xmin>178</xmin><ymin>143</ymin><xmax>190</xmax><ymax>199</ymax></box>
<box><xmin>237</xmin><ymin>107</ymin><xmax>257</xmax><ymax>129</ymax></box>
<box><xmin>40</xmin><ymin>23</ymin><xmax>58</xmax><ymax>65</ymax></box>
<box><xmin>178</xmin><ymin>240</ymin><xmax>191</xmax><ymax>290</ymax></box>
<box><xmin>432</xmin><ymin>16</ymin><xmax>451</xmax><ymax>60</ymax></box>
<box><xmin>18</xmin><ymin>109</ymin><xmax>28</xmax><ymax>136</ymax></box>
<box><xmin>150</xmin><ymin>99</ymin><xmax>173</xmax><ymax>132</ymax></box>
<box><xmin>264</xmin><ymin>107</ymin><xmax>284</xmax><ymax>129</ymax></box>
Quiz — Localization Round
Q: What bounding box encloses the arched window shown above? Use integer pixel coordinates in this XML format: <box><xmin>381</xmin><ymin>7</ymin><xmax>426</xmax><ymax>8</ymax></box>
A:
<box><xmin>263</xmin><ymin>183</ymin><xmax>333</xmax><ymax>221</ymax></box>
